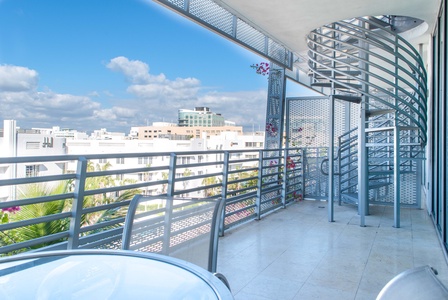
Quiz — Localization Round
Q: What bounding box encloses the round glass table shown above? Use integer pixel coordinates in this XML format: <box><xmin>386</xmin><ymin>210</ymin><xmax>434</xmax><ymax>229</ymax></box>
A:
<box><xmin>0</xmin><ymin>249</ymin><xmax>233</xmax><ymax>300</ymax></box>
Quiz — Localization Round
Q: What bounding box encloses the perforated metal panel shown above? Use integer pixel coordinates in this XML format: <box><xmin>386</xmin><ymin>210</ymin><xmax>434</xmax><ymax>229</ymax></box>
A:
<box><xmin>286</xmin><ymin>97</ymin><xmax>348</xmax><ymax>148</ymax></box>
<box><xmin>154</xmin><ymin>0</ymin><xmax>293</xmax><ymax>69</ymax></box>
<box><xmin>189</xmin><ymin>0</ymin><xmax>234</xmax><ymax>35</ymax></box>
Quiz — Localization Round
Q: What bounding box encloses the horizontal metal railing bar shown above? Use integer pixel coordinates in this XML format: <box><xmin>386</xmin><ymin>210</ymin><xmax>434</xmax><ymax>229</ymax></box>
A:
<box><xmin>228</xmin><ymin>167</ymin><xmax>258</xmax><ymax>175</ymax></box>
<box><xmin>0</xmin><ymin>231</ymin><xmax>70</xmax><ymax>254</ymax></box>
<box><xmin>0</xmin><ymin>193</ymin><xmax>75</xmax><ymax>209</ymax></box>
<box><xmin>81</xmin><ymin>200</ymin><xmax>131</xmax><ymax>215</ymax></box>
<box><xmin>0</xmin><ymin>212</ymin><xmax>72</xmax><ymax>231</ymax></box>
<box><xmin>225</xmin><ymin>192</ymin><xmax>257</xmax><ymax>204</ymax></box>
<box><xmin>79</xmin><ymin>217</ymin><xmax>126</xmax><ymax>233</ymax></box>
<box><xmin>227</xmin><ymin>176</ymin><xmax>258</xmax><ymax>185</ymax></box>
<box><xmin>0</xmin><ymin>173</ymin><xmax>76</xmax><ymax>187</ymax></box>
<box><xmin>86</xmin><ymin>166</ymin><xmax>169</xmax><ymax>177</ymax></box>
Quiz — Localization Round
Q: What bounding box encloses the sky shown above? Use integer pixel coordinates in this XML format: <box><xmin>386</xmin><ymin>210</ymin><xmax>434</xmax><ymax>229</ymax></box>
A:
<box><xmin>0</xmin><ymin>0</ymin><xmax>314</xmax><ymax>133</ymax></box>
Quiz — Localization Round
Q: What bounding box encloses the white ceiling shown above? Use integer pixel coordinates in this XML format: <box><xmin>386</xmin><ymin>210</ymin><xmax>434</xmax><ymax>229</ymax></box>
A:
<box><xmin>214</xmin><ymin>0</ymin><xmax>441</xmax><ymax>53</ymax></box>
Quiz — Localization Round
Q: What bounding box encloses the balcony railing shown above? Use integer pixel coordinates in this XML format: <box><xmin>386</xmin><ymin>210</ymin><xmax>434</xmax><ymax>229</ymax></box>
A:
<box><xmin>0</xmin><ymin>147</ymin><xmax>313</xmax><ymax>256</ymax></box>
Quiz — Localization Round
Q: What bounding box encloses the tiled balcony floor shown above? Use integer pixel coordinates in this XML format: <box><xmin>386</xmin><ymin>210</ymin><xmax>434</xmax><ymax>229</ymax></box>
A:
<box><xmin>217</xmin><ymin>200</ymin><xmax>448</xmax><ymax>300</ymax></box>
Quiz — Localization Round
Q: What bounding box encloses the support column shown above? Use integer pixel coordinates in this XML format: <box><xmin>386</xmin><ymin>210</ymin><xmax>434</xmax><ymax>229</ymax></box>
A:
<box><xmin>264</xmin><ymin>63</ymin><xmax>287</xmax><ymax>151</ymax></box>
<box><xmin>328</xmin><ymin>96</ymin><xmax>335</xmax><ymax>222</ymax></box>
<box><xmin>358</xmin><ymin>102</ymin><xmax>368</xmax><ymax>227</ymax></box>
<box><xmin>358</xmin><ymin>19</ymin><xmax>369</xmax><ymax>227</ymax></box>
<box><xmin>394</xmin><ymin>126</ymin><xmax>401</xmax><ymax>228</ymax></box>
<box><xmin>264</xmin><ymin>63</ymin><xmax>287</xmax><ymax>206</ymax></box>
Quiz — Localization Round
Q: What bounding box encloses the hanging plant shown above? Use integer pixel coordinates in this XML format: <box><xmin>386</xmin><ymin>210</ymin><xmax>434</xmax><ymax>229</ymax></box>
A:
<box><xmin>266</xmin><ymin>122</ymin><xmax>278</xmax><ymax>136</ymax></box>
<box><xmin>250</xmin><ymin>62</ymin><xmax>270</xmax><ymax>76</ymax></box>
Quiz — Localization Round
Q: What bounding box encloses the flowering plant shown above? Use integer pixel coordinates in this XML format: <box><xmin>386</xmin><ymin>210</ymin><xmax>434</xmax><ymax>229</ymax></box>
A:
<box><xmin>250</xmin><ymin>62</ymin><xmax>270</xmax><ymax>76</ymax></box>
<box><xmin>286</xmin><ymin>156</ymin><xmax>296</xmax><ymax>169</ymax></box>
<box><xmin>2</xmin><ymin>206</ymin><xmax>20</xmax><ymax>213</ymax></box>
<box><xmin>1</xmin><ymin>206</ymin><xmax>20</xmax><ymax>224</ymax></box>
<box><xmin>266</xmin><ymin>122</ymin><xmax>278</xmax><ymax>137</ymax></box>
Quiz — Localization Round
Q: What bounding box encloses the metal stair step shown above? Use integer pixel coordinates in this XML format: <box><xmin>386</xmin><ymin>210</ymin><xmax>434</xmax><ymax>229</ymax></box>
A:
<box><xmin>311</xmin><ymin>82</ymin><xmax>362</xmax><ymax>89</ymax></box>
<box><xmin>366</xmin><ymin>142</ymin><xmax>422</xmax><ymax>147</ymax></box>
<box><xmin>369</xmin><ymin>181</ymin><xmax>392</xmax><ymax>189</ymax></box>
<box><xmin>365</xmin><ymin>126</ymin><xmax>420</xmax><ymax>133</ymax></box>
<box><xmin>366</xmin><ymin>17</ymin><xmax>392</xmax><ymax>30</ymax></box>
<box><xmin>366</xmin><ymin>109</ymin><xmax>395</xmax><ymax>117</ymax></box>
<box><xmin>341</xmin><ymin>37</ymin><xmax>359</xmax><ymax>45</ymax></box>
<box><xmin>315</xmin><ymin>69</ymin><xmax>362</xmax><ymax>77</ymax></box>
<box><xmin>340</xmin><ymin>193</ymin><xmax>358</xmax><ymax>204</ymax></box>
<box><xmin>333</xmin><ymin>95</ymin><xmax>362</xmax><ymax>103</ymax></box>
<box><xmin>369</xmin><ymin>170</ymin><xmax>393</xmax><ymax>175</ymax></box>
<box><xmin>365</xmin><ymin>126</ymin><xmax>394</xmax><ymax>133</ymax></box>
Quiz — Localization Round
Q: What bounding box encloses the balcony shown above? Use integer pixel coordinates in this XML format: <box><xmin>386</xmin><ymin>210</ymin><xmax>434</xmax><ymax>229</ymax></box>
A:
<box><xmin>0</xmin><ymin>148</ymin><xmax>447</xmax><ymax>299</ymax></box>
<box><xmin>218</xmin><ymin>200</ymin><xmax>448</xmax><ymax>299</ymax></box>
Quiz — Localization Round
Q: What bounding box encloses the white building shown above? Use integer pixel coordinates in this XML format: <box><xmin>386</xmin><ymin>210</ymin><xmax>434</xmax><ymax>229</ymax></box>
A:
<box><xmin>0</xmin><ymin>119</ymin><xmax>264</xmax><ymax>200</ymax></box>
<box><xmin>0</xmin><ymin>120</ymin><xmax>68</xmax><ymax>202</ymax></box>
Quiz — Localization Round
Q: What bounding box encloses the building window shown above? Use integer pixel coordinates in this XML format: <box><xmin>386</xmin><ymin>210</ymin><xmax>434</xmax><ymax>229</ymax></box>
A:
<box><xmin>26</xmin><ymin>165</ymin><xmax>40</xmax><ymax>177</ymax></box>
<box><xmin>138</xmin><ymin>157</ymin><xmax>152</xmax><ymax>165</ymax></box>
<box><xmin>26</xmin><ymin>142</ymin><xmax>40</xmax><ymax>149</ymax></box>
<box><xmin>42</xmin><ymin>137</ymin><xmax>54</xmax><ymax>148</ymax></box>
<box><xmin>116</xmin><ymin>158</ymin><xmax>124</xmax><ymax>164</ymax></box>
<box><xmin>99</xmin><ymin>158</ymin><xmax>108</xmax><ymax>163</ymax></box>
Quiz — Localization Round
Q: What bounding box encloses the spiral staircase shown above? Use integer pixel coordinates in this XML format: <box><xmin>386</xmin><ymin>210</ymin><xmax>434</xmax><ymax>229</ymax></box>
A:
<box><xmin>306</xmin><ymin>16</ymin><xmax>427</xmax><ymax>225</ymax></box>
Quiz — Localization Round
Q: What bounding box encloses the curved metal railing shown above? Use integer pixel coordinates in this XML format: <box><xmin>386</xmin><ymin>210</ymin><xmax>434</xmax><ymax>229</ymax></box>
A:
<box><xmin>306</xmin><ymin>16</ymin><xmax>427</xmax><ymax>146</ymax></box>
<box><xmin>307</xmin><ymin>16</ymin><xmax>427</xmax><ymax>207</ymax></box>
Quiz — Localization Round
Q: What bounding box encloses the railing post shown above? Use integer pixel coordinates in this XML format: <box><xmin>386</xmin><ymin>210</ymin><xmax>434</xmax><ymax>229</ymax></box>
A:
<box><xmin>394</xmin><ymin>125</ymin><xmax>401</xmax><ymax>228</ymax></box>
<box><xmin>282</xmin><ymin>149</ymin><xmax>287</xmax><ymax>207</ymax></box>
<box><xmin>68</xmin><ymin>157</ymin><xmax>87</xmax><ymax>249</ymax></box>
<box><xmin>256</xmin><ymin>150</ymin><xmax>263</xmax><ymax>220</ymax></box>
<box><xmin>328</xmin><ymin>96</ymin><xmax>335</xmax><ymax>222</ymax></box>
<box><xmin>338</xmin><ymin>136</ymin><xmax>342</xmax><ymax>205</ymax></box>
<box><xmin>301</xmin><ymin>148</ymin><xmax>306</xmax><ymax>198</ymax></box>
<box><xmin>358</xmin><ymin>102</ymin><xmax>368</xmax><ymax>227</ymax></box>
<box><xmin>162</xmin><ymin>153</ymin><xmax>177</xmax><ymax>253</ymax></box>
<box><xmin>167</xmin><ymin>153</ymin><xmax>177</xmax><ymax>197</ymax></box>
<box><xmin>220</xmin><ymin>152</ymin><xmax>230</xmax><ymax>235</ymax></box>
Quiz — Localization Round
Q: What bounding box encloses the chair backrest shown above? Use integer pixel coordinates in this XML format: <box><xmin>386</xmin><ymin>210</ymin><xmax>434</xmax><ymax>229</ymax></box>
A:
<box><xmin>376</xmin><ymin>265</ymin><xmax>448</xmax><ymax>300</ymax></box>
<box><xmin>122</xmin><ymin>195</ymin><xmax>225</xmax><ymax>273</ymax></box>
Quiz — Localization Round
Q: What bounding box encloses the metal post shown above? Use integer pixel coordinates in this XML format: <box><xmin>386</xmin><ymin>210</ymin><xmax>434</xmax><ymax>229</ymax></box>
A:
<box><xmin>394</xmin><ymin>125</ymin><xmax>401</xmax><ymax>228</ymax></box>
<box><xmin>328</xmin><ymin>96</ymin><xmax>335</xmax><ymax>222</ymax></box>
<box><xmin>358</xmin><ymin>19</ymin><xmax>369</xmax><ymax>227</ymax></box>
<box><xmin>282</xmin><ymin>149</ymin><xmax>288</xmax><ymax>207</ymax></box>
<box><xmin>68</xmin><ymin>157</ymin><xmax>88</xmax><ymax>249</ymax></box>
<box><xmin>220</xmin><ymin>151</ymin><xmax>230</xmax><ymax>232</ymax></box>
<box><xmin>358</xmin><ymin>102</ymin><xmax>367</xmax><ymax>227</ymax></box>
<box><xmin>255</xmin><ymin>151</ymin><xmax>263</xmax><ymax>220</ymax></box>
<box><xmin>416</xmin><ymin>160</ymin><xmax>422</xmax><ymax>208</ymax></box>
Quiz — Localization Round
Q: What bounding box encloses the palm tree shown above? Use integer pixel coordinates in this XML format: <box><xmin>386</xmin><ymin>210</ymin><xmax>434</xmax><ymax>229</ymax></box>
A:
<box><xmin>202</xmin><ymin>176</ymin><xmax>219</xmax><ymax>197</ymax></box>
<box><xmin>2</xmin><ymin>181</ymin><xmax>70</xmax><ymax>250</ymax></box>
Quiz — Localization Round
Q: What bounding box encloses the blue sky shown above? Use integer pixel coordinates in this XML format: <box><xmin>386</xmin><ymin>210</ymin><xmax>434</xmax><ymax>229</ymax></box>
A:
<box><xmin>0</xmin><ymin>0</ymin><xmax>311</xmax><ymax>133</ymax></box>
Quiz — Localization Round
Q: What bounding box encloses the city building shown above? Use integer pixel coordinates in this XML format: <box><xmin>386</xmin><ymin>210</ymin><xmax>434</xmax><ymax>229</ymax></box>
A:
<box><xmin>0</xmin><ymin>120</ymin><xmax>68</xmax><ymax>202</ymax></box>
<box><xmin>131</xmin><ymin>121</ymin><xmax>243</xmax><ymax>140</ymax></box>
<box><xmin>178</xmin><ymin>107</ymin><xmax>226</xmax><ymax>127</ymax></box>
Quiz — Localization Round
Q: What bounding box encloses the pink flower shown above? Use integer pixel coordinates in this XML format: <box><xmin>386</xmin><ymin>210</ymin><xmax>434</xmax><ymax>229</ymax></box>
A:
<box><xmin>2</xmin><ymin>206</ymin><xmax>20</xmax><ymax>214</ymax></box>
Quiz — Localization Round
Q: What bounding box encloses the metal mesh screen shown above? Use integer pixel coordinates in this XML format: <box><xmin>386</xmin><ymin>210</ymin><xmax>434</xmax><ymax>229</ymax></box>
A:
<box><xmin>167</xmin><ymin>0</ymin><xmax>184</xmax><ymax>9</ymax></box>
<box><xmin>155</xmin><ymin>0</ymin><xmax>293</xmax><ymax>69</ymax></box>
<box><xmin>286</xmin><ymin>97</ymin><xmax>347</xmax><ymax>148</ymax></box>
<box><xmin>236</xmin><ymin>19</ymin><xmax>265</xmax><ymax>53</ymax></box>
<box><xmin>189</xmin><ymin>0</ymin><xmax>234</xmax><ymax>35</ymax></box>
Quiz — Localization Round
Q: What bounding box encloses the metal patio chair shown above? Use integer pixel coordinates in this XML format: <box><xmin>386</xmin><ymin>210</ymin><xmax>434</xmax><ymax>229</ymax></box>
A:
<box><xmin>376</xmin><ymin>265</ymin><xmax>448</xmax><ymax>300</ymax></box>
<box><xmin>121</xmin><ymin>195</ymin><xmax>230</xmax><ymax>290</ymax></box>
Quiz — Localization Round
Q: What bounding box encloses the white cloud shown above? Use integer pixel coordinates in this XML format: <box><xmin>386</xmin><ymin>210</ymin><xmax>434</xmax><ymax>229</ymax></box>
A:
<box><xmin>106</xmin><ymin>56</ymin><xmax>152</xmax><ymax>84</ymax></box>
<box><xmin>0</xmin><ymin>65</ymin><xmax>38</xmax><ymax>92</ymax></box>
<box><xmin>0</xmin><ymin>58</ymin><xmax>268</xmax><ymax>132</ymax></box>
<box><xmin>198</xmin><ymin>90</ymin><xmax>267</xmax><ymax>127</ymax></box>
